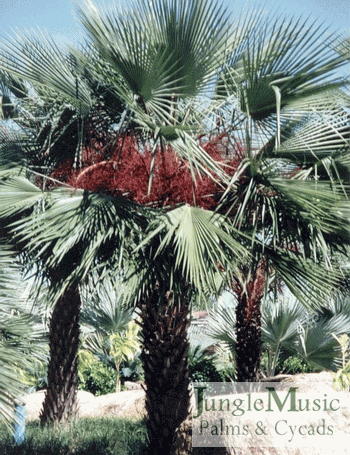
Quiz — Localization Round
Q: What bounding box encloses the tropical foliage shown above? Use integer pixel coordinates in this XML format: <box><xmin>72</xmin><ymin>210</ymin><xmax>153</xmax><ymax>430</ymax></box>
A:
<box><xmin>332</xmin><ymin>333</ymin><xmax>350</xmax><ymax>391</ymax></box>
<box><xmin>78</xmin><ymin>352</ymin><xmax>117</xmax><ymax>396</ymax></box>
<box><xmin>198</xmin><ymin>291</ymin><xmax>350</xmax><ymax>377</ymax></box>
<box><xmin>0</xmin><ymin>245</ymin><xmax>47</xmax><ymax>429</ymax></box>
<box><xmin>80</xmin><ymin>280</ymin><xmax>140</xmax><ymax>392</ymax></box>
<box><xmin>0</xmin><ymin>0</ymin><xmax>349</xmax><ymax>452</ymax></box>
<box><xmin>187</xmin><ymin>345</ymin><xmax>223</xmax><ymax>382</ymax></box>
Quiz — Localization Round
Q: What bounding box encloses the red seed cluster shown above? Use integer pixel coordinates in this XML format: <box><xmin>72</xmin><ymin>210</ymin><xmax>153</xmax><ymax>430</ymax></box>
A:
<box><xmin>50</xmin><ymin>135</ymin><xmax>241</xmax><ymax>210</ymax></box>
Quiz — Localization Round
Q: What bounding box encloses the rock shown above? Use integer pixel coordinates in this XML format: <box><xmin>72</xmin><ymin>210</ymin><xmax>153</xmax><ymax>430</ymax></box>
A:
<box><xmin>24</xmin><ymin>390</ymin><xmax>95</xmax><ymax>421</ymax></box>
<box><xmin>124</xmin><ymin>381</ymin><xmax>143</xmax><ymax>390</ymax></box>
<box><xmin>24</xmin><ymin>388</ymin><xmax>146</xmax><ymax>420</ymax></box>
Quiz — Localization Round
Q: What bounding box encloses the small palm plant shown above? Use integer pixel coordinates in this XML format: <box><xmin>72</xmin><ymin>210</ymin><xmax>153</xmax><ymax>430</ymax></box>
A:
<box><xmin>109</xmin><ymin>321</ymin><xmax>140</xmax><ymax>392</ymax></box>
<box><xmin>80</xmin><ymin>279</ymin><xmax>140</xmax><ymax>392</ymax></box>
<box><xmin>204</xmin><ymin>292</ymin><xmax>350</xmax><ymax>378</ymax></box>
<box><xmin>332</xmin><ymin>334</ymin><xmax>350</xmax><ymax>391</ymax></box>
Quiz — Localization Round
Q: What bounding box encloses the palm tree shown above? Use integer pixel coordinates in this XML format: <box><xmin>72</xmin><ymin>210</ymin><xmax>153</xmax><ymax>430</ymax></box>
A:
<box><xmin>75</xmin><ymin>0</ymin><xmax>350</xmax><ymax>389</ymax></box>
<box><xmin>0</xmin><ymin>177</ymin><xmax>247</xmax><ymax>451</ymax></box>
<box><xmin>211</xmin><ymin>13</ymin><xmax>350</xmax><ymax>380</ymax></box>
<box><xmin>0</xmin><ymin>0</ymin><xmax>349</xmax><ymax>453</ymax></box>
<box><xmin>0</xmin><ymin>32</ymin><xmax>129</xmax><ymax>423</ymax></box>
<box><xmin>0</xmin><ymin>0</ymin><xmax>245</xmax><ymax>448</ymax></box>
<box><xmin>0</xmin><ymin>171</ymin><xmax>146</xmax><ymax>424</ymax></box>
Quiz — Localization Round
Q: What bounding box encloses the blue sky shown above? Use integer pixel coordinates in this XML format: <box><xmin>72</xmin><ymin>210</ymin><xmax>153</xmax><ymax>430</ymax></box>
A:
<box><xmin>1</xmin><ymin>0</ymin><xmax>349</xmax><ymax>45</ymax></box>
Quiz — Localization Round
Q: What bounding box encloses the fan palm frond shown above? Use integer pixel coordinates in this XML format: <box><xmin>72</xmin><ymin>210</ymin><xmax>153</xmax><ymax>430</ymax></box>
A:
<box><xmin>266</xmin><ymin>247</ymin><xmax>344</xmax><ymax>311</ymax></box>
<box><xmin>77</xmin><ymin>0</ymin><xmax>234</xmax><ymax>114</ymax></box>
<box><xmin>268</xmin><ymin>177</ymin><xmax>349</xmax><ymax>236</ymax></box>
<box><xmin>206</xmin><ymin>302</ymin><xmax>237</xmax><ymax>352</ymax></box>
<box><xmin>296</xmin><ymin>314</ymin><xmax>350</xmax><ymax>371</ymax></box>
<box><xmin>80</xmin><ymin>278</ymin><xmax>134</xmax><ymax>336</ymax></box>
<box><xmin>262</xmin><ymin>295</ymin><xmax>307</xmax><ymax>350</ymax></box>
<box><xmin>0</xmin><ymin>30</ymin><xmax>93</xmax><ymax>114</ymax></box>
<box><xmin>0</xmin><ymin>176</ymin><xmax>148</xmax><ymax>294</ymax></box>
<box><xmin>135</xmin><ymin>204</ymin><xmax>249</xmax><ymax>294</ymax></box>
<box><xmin>219</xmin><ymin>14</ymin><xmax>347</xmax><ymax>123</ymax></box>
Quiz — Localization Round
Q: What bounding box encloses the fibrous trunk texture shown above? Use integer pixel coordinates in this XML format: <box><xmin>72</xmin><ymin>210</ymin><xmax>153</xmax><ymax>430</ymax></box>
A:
<box><xmin>235</xmin><ymin>292</ymin><xmax>263</xmax><ymax>382</ymax></box>
<box><xmin>138</xmin><ymin>289</ymin><xmax>191</xmax><ymax>455</ymax></box>
<box><xmin>40</xmin><ymin>285</ymin><xmax>81</xmax><ymax>425</ymax></box>
<box><xmin>234</xmin><ymin>267</ymin><xmax>266</xmax><ymax>382</ymax></box>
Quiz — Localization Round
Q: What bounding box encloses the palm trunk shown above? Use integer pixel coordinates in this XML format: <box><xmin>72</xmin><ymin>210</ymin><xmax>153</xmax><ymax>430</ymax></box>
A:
<box><xmin>138</xmin><ymin>287</ymin><xmax>191</xmax><ymax>455</ymax></box>
<box><xmin>235</xmin><ymin>292</ymin><xmax>263</xmax><ymax>382</ymax></box>
<box><xmin>40</xmin><ymin>285</ymin><xmax>81</xmax><ymax>425</ymax></box>
<box><xmin>234</xmin><ymin>266</ymin><xmax>266</xmax><ymax>382</ymax></box>
<box><xmin>115</xmin><ymin>362</ymin><xmax>121</xmax><ymax>393</ymax></box>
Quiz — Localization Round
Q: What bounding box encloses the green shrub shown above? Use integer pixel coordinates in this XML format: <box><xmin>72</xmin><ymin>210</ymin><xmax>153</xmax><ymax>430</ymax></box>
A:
<box><xmin>188</xmin><ymin>348</ymin><xmax>223</xmax><ymax>382</ymax></box>
<box><xmin>216</xmin><ymin>363</ymin><xmax>236</xmax><ymax>382</ymax></box>
<box><xmin>281</xmin><ymin>355</ymin><xmax>321</xmax><ymax>374</ymax></box>
<box><xmin>260</xmin><ymin>347</ymin><xmax>321</xmax><ymax>377</ymax></box>
<box><xmin>189</xmin><ymin>357</ymin><xmax>222</xmax><ymax>382</ymax></box>
<box><xmin>78</xmin><ymin>361</ymin><xmax>116</xmax><ymax>396</ymax></box>
<box><xmin>120</xmin><ymin>351</ymin><xmax>144</xmax><ymax>383</ymax></box>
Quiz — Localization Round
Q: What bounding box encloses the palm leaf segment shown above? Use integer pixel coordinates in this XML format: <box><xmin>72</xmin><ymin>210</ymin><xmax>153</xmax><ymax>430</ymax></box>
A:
<box><xmin>0</xmin><ymin>244</ymin><xmax>47</xmax><ymax>429</ymax></box>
